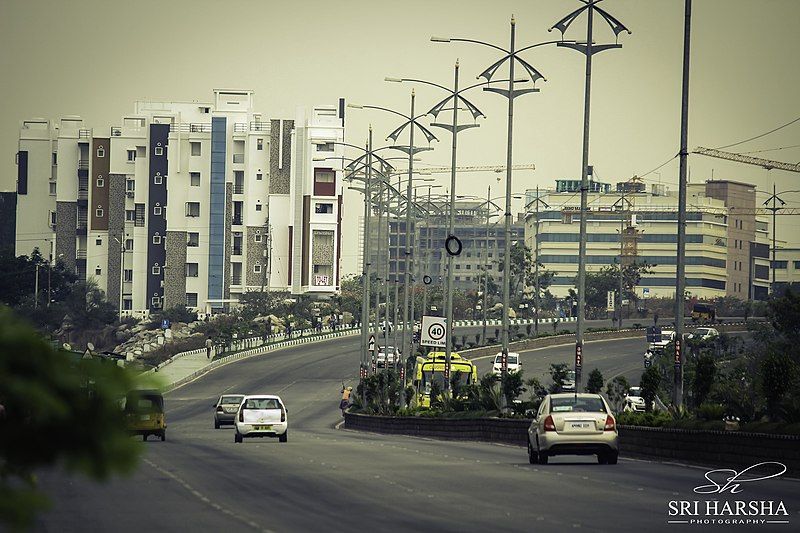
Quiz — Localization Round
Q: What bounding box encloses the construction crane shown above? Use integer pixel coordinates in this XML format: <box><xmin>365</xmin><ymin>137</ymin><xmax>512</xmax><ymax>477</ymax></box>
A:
<box><xmin>693</xmin><ymin>147</ymin><xmax>800</xmax><ymax>173</ymax></box>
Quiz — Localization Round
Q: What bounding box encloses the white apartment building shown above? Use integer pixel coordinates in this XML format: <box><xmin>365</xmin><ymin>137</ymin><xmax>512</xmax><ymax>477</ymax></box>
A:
<box><xmin>14</xmin><ymin>89</ymin><xmax>345</xmax><ymax>316</ymax></box>
<box><xmin>525</xmin><ymin>179</ymin><xmax>772</xmax><ymax>300</ymax></box>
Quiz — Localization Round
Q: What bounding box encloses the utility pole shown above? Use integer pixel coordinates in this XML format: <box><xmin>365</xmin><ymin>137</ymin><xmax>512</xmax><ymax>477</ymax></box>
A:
<box><xmin>612</xmin><ymin>189</ymin><xmax>632</xmax><ymax>331</ymax></box>
<box><xmin>528</xmin><ymin>186</ymin><xmax>550</xmax><ymax>338</ymax></box>
<box><xmin>675</xmin><ymin>0</ymin><xmax>692</xmax><ymax>408</ymax></box>
<box><xmin>359</xmin><ymin>130</ymin><xmax>374</xmax><ymax>397</ymax></box>
<box><xmin>34</xmin><ymin>263</ymin><xmax>40</xmax><ymax>309</ymax></box>
<box><xmin>483</xmin><ymin>184</ymin><xmax>491</xmax><ymax>343</ymax></box>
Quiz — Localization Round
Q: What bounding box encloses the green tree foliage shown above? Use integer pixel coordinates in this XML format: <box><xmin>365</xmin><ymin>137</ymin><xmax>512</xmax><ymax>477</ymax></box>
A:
<box><xmin>150</xmin><ymin>305</ymin><xmax>197</xmax><ymax>326</ymax></box>
<box><xmin>691</xmin><ymin>355</ymin><xmax>717</xmax><ymax>408</ymax></box>
<box><xmin>585</xmin><ymin>368</ymin><xmax>604</xmax><ymax>394</ymax></box>
<box><xmin>548</xmin><ymin>363</ymin><xmax>570</xmax><ymax>393</ymax></box>
<box><xmin>759</xmin><ymin>351</ymin><xmax>798</xmax><ymax>421</ymax></box>
<box><xmin>640</xmin><ymin>366</ymin><xmax>662</xmax><ymax>412</ymax></box>
<box><xmin>605</xmin><ymin>375</ymin><xmax>630</xmax><ymax>413</ymax></box>
<box><xmin>0</xmin><ymin>249</ymin><xmax>77</xmax><ymax>309</ymax></box>
<box><xmin>577</xmin><ymin>262</ymin><xmax>654</xmax><ymax>313</ymax></box>
<box><xmin>500</xmin><ymin>370</ymin><xmax>525</xmax><ymax>409</ymax></box>
<box><xmin>0</xmin><ymin>307</ymin><xmax>145</xmax><ymax>528</ymax></box>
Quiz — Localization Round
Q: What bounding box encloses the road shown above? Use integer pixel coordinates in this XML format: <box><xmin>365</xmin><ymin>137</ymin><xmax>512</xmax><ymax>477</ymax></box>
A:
<box><xmin>37</xmin><ymin>332</ymin><xmax>795</xmax><ymax>532</ymax></box>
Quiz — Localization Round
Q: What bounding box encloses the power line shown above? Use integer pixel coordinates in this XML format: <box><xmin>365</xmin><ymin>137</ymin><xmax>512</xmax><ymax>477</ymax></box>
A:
<box><xmin>739</xmin><ymin>144</ymin><xmax>800</xmax><ymax>155</ymax></box>
<box><xmin>714</xmin><ymin>115</ymin><xmax>800</xmax><ymax>151</ymax></box>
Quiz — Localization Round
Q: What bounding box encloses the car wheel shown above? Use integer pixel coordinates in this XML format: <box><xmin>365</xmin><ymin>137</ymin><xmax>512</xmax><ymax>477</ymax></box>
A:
<box><xmin>607</xmin><ymin>451</ymin><xmax>618</xmax><ymax>465</ymax></box>
<box><xmin>160</xmin><ymin>430</ymin><xmax>166</xmax><ymax>442</ymax></box>
<box><xmin>527</xmin><ymin>439</ymin><xmax>538</xmax><ymax>464</ymax></box>
<box><xmin>597</xmin><ymin>453</ymin><xmax>608</xmax><ymax>465</ymax></box>
<box><xmin>214</xmin><ymin>419</ymin><xmax>220</xmax><ymax>429</ymax></box>
<box><xmin>537</xmin><ymin>451</ymin><xmax>549</xmax><ymax>465</ymax></box>
<box><xmin>142</xmin><ymin>434</ymin><xmax>147</xmax><ymax>442</ymax></box>
<box><xmin>234</xmin><ymin>432</ymin><xmax>242</xmax><ymax>443</ymax></box>
<box><xmin>279</xmin><ymin>431</ymin><xmax>288</xmax><ymax>443</ymax></box>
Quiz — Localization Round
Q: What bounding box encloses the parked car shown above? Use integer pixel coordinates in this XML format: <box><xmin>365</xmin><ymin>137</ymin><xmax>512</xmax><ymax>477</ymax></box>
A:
<box><xmin>213</xmin><ymin>394</ymin><xmax>245</xmax><ymax>428</ymax></box>
<box><xmin>687</xmin><ymin>327</ymin><xmax>719</xmax><ymax>341</ymax></box>
<box><xmin>234</xmin><ymin>395</ymin><xmax>288</xmax><ymax>443</ymax></box>
<box><xmin>624</xmin><ymin>387</ymin><xmax>646</xmax><ymax>412</ymax></box>
<box><xmin>492</xmin><ymin>352</ymin><xmax>522</xmax><ymax>375</ymax></box>
<box><xmin>527</xmin><ymin>393</ymin><xmax>618</xmax><ymax>465</ymax></box>
<box><xmin>376</xmin><ymin>346</ymin><xmax>401</xmax><ymax>368</ymax></box>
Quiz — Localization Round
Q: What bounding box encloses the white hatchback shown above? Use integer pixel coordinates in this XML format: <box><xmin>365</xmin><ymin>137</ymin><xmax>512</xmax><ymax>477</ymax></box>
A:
<box><xmin>492</xmin><ymin>352</ymin><xmax>522</xmax><ymax>374</ymax></box>
<box><xmin>234</xmin><ymin>395</ymin><xmax>288</xmax><ymax>443</ymax></box>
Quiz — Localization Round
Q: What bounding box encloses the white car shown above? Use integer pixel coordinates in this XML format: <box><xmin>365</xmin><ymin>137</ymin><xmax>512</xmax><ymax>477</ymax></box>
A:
<box><xmin>376</xmin><ymin>346</ymin><xmax>401</xmax><ymax>368</ymax></box>
<box><xmin>688</xmin><ymin>327</ymin><xmax>719</xmax><ymax>341</ymax></box>
<box><xmin>624</xmin><ymin>387</ymin><xmax>646</xmax><ymax>412</ymax></box>
<box><xmin>561</xmin><ymin>370</ymin><xmax>576</xmax><ymax>392</ymax></box>
<box><xmin>649</xmin><ymin>329</ymin><xmax>676</xmax><ymax>353</ymax></box>
<box><xmin>234</xmin><ymin>395</ymin><xmax>288</xmax><ymax>443</ymax></box>
<box><xmin>492</xmin><ymin>352</ymin><xmax>522</xmax><ymax>374</ymax></box>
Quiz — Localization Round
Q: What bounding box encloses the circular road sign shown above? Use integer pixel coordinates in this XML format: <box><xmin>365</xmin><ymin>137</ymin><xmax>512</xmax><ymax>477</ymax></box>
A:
<box><xmin>427</xmin><ymin>322</ymin><xmax>446</xmax><ymax>342</ymax></box>
<box><xmin>423</xmin><ymin>275</ymin><xmax>433</xmax><ymax>285</ymax></box>
<box><xmin>445</xmin><ymin>235</ymin><xmax>462</xmax><ymax>256</ymax></box>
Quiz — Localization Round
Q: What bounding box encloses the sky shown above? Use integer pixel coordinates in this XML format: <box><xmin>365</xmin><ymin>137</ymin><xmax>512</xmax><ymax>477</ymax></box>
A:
<box><xmin>2</xmin><ymin>0</ymin><xmax>799</xmax><ymax>276</ymax></box>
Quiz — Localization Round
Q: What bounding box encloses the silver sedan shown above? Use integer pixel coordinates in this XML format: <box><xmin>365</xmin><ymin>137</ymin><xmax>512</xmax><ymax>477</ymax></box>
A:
<box><xmin>213</xmin><ymin>394</ymin><xmax>245</xmax><ymax>428</ymax></box>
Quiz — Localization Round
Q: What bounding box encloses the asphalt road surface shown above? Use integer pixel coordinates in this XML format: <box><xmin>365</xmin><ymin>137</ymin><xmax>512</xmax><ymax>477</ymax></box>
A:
<box><xmin>37</xmin><ymin>331</ymin><xmax>796</xmax><ymax>533</ymax></box>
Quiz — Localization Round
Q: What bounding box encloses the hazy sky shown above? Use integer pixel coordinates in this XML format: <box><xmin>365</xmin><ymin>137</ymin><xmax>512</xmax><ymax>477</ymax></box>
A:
<box><xmin>2</xmin><ymin>0</ymin><xmax>799</xmax><ymax>275</ymax></box>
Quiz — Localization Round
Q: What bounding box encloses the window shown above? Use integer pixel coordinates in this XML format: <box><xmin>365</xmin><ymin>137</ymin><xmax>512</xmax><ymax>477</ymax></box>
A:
<box><xmin>95</xmin><ymin>207</ymin><xmax>104</xmax><ymax>218</ymax></box>
<box><xmin>153</xmin><ymin>205</ymin><xmax>162</xmax><ymax>216</ymax></box>
<box><xmin>154</xmin><ymin>146</ymin><xmax>164</xmax><ymax>156</ymax></box>
<box><xmin>153</xmin><ymin>234</ymin><xmax>162</xmax><ymax>245</ymax></box>
<box><xmin>127</xmin><ymin>150</ymin><xmax>136</xmax><ymax>162</ymax></box>
<box><xmin>190</xmin><ymin>172</ymin><xmax>200</xmax><ymax>187</ymax></box>
<box><xmin>124</xmin><ymin>269</ymin><xmax>133</xmax><ymax>282</ymax></box>
<box><xmin>186</xmin><ymin>292</ymin><xmax>198</xmax><ymax>307</ymax></box>
<box><xmin>190</xmin><ymin>142</ymin><xmax>201</xmax><ymax>156</ymax></box>
<box><xmin>123</xmin><ymin>299</ymin><xmax>132</xmax><ymax>311</ymax></box>
<box><xmin>95</xmin><ymin>266</ymin><xmax>102</xmax><ymax>276</ymax></box>
<box><xmin>316</xmin><ymin>142</ymin><xmax>335</xmax><ymax>152</ymax></box>
<box><xmin>186</xmin><ymin>263</ymin><xmax>199</xmax><ymax>277</ymax></box>
<box><xmin>152</xmin><ymin>264</ymin><xmax>161</xmax><ymax>275</ymax></box>
<box><xmin>49</xmin><ymin>182</ymin><xmax>57</xmax><ymax>195</ymax></box>
<box><xmin>254</xmin><ymin>263</ymin><xmax>262</xmax><ymax>273</ymax></box>
<box><xmin>154</xmin><ymin>173</ymin><xmax>163</xmax><ymax>185</ymax></box>
<box><xmin>256</xmin><ymin>172</ymin><xmax>263</xmax><ymax>181</ymax></box>
<box><xmin>125</xmin><ymin>239</ymin><xmax>133</xmax><ymax>250</ymax></box>
<box><xmin>185</xmin><ymin>202</ymin><xmax>200</xmax><ymax>217</ymax></box>
<box><xmin>187</xmin><ymin>232</ymin><xmax>199</xmax><ymax>247</ymax></box>
<box><xmin>772</xmin><ymin>261</ymin><xmax>788</xmax><ymax>269</ymax></box>
<box><xmin>254</xmin><ymin>233</ymin><xmax>262</xmax><ymax>243</ymax></box>
<box><xmin>794</xmin><ymin>261</ymin><xmax>800</xmax><ymax>270</ymax></box>
<box><xmin>135</xmin><ymin>204</ymin><xmax>146</xmax><ymax>227</ymax></box>
<box><xmin>96</xmin><ymin>146</ymin><xmax>105</xmax><ymax>158</ymax></box>
<box><xmin>256</xmin><ymin>204</ymin><xmax>262</xmax><ymax>211</ymax></box>
<box><xmin>315</xmin><ymin>203</ymin><xmax>333</xmax><ymax>214</ymax></box>
<box><xmin>257</xmin><ymin>138</ymin><xmax>263</xmax><ymax>150</ymax></box>
<box><xmin>126</xmin><ymin>180</ymin><xmax>135</xmax><ymax>192</ymax></box>
<box><xmin>151</xmin><ymin>296</ymin><xmax>161</xmax><ymax>308</ymax></box>
<box><xmin>49</xmin><ymin>211</ymin><xmax>57</xmax><ymax>226</ymax></box>
<box><xmin>52</xmin><ymin>152</ymin><xmax>57</xmax><ymax>165</ymax></box>
<box><xmin>96</xmin><ymin>176</ymin><xmax>104</xmax><ymax>187</ymax></box>
<box><xmin>313</xmin><ymin>168</ymin><xmax>336</xmax><ymax>196</ymax></box>
<box><xmin>95</xmin><ymin>238</ymin><xmax>102</xmax><ymax>245</ymax></box>
<box><xmin>126</xmin><ymin>209</ymin><xmax>135</xmax><ymax>222</ymax></box>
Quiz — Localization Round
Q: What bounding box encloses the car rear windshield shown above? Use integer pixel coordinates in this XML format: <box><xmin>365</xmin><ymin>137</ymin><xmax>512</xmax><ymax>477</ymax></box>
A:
<box><xmin>494</xmin><ymin>355</ymin><xmax>519</xmax><ymax>364</ymax></box>
<box><xmin>243</xmin><ymin>398</ymin><xmax>281</xmax><ymax>410</ymax></box>
<box><xmin>221</xmin><ymin>395</ymin><xmax>244</xmax><ymax>404</ymax></box>
<box><xmin>550</xmin><ymin>397</ymin><xmax>606</xmax><ymax>413</ymax></box>
<box><xmin>696</xmin><ymin>329</ymin><xmax>709</xmax><ymax>335</ymax></box>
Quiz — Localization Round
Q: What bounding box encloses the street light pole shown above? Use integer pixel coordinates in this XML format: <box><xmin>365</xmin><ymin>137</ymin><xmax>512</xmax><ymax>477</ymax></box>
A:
<box><xmin>764</xmin><ymin>183</ymin><xmax>786</xmax><ymax>294</ymax></box>
<box><xmin>359</xmin><ymin>130</ymin><xmax>374</xmax><ymax>394</ymax></box>
<box><xmin>443</xmin><ymin>63</ymin><xmax>460</xmax><ymax>390</ymax></box>
<box><xmin>550</xmin><ymin>0</ymin><xmax>630</xmax><ymax>391</ymax></box>
<box><xmin>484</xmin><ymin>184</ymin><xmax>491</xmax><ymax>343</ymax></box>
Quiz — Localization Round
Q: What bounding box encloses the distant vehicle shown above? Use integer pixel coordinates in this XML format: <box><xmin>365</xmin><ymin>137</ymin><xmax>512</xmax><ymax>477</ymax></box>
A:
<box><xmin>527</xmin><ymin>393</ymin><xmax>618</xmax><ymax>465</ymax></box>
<box><xmin>213</xmin><ymin>394</ymin><xmax>245</xmax><ymax>429</ymax></box>
<box><xmin>376</xmin><ymin>345</ymin><xmax>401</xmax><ymax>368</ymax></box>
<box><xmin>413</xmin><ymin>352</ymin><xmax>478</xmax><ymax>408</ymax></box>
<box><xmin>561</xmin><ymin>370</ymin><xmax>576</xmax><ymax>392</ymax></box>
<box><xmin>649</xmin><ymin>329</ymin><xmax>676</xmax><ymax>353</ymax></box>
<box><xmin>691</xmin><ymin>303</ymin><xmax>716</xmax><ymax>322</ymax></box>
<box><xmin>492</xmin><ymin>352</ymin><xmax>522</xmax><ymax>375</ymax></box>
<box><xmin>624</xmin><ymin>387</ymin><xmax>646</xmax><ymax>413</ymax></box>
<box><xmin>380</xmin><ymin>321</ymin><xmax>393</xmax><ymax>333</ymax></box>
<box><xmin>125</xmin><ymin>389</ymin><xmax>166</xmax><ymax>442</ymax></box>
<box><xmin>234</xmin><ymin>395</ymin><xmax>288</xmax><ymax>443</ymax></box>
<box><xmin>687</xmin><ymin>327</ymin><xmax>719</xmax><ymax>341</ymax></box>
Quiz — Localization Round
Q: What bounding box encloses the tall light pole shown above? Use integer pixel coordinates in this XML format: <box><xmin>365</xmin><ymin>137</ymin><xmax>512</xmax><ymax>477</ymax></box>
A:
<box><xmin>612</xmin><ymin>189</ymin><xmax>632</xmax><ymax>330</ymax></box>
<box><xmin>550</xmin><ymin>0</ymin><xmax>630</xmax><ymax>391</ymax></box>
<box><xmin>764</xmin><ymin>184</ymin><xmax>787</xmax><ymax>294</ymax></box>
<box><xmin>434</xmin><ymin>19</ymin><xmax>561</xmax><ymax>381</ymax></box>
<box><xmin>526</xmin><ymin>186</ymin><xmax>550</xmax><ymax>338</ymax></box>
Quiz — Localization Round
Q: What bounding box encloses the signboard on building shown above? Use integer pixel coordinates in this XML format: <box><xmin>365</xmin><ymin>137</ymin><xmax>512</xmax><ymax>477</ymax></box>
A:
<box><xmin>314</xmin><ymin>275</ymin><xmax>330</xmax><ymax>286</ymax></box>
<box><xmin>420</xmin><ymin>315</ymin><xmax>447</xmax><ymax>348</ymax></box>
<box><xmin>606</xmin><ymin>291</ymin><xmax>615</xmax><ymax>311</ymax></box>
<box><xmin>642</xmin><ymin>287</ymin><xmax>650</xmax><ymax>299</ymax></box>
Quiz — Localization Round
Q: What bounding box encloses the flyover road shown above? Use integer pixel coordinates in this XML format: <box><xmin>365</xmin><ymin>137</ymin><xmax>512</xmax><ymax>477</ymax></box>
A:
<box><xmin>37</xmin><ymin>332</ymin><xmax>795</xmax><ymax>533</ymax></box>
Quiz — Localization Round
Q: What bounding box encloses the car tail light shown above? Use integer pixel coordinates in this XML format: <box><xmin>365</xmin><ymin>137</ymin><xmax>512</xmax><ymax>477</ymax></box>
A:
<box><xmin>238</xmin><ymin>409</ymin><xmax>244</xmax><ymax>423</ymax></box>
<box><xmin>604</xmin><ymin>415</ymin><xmax>616</xmax><ymax>431</ymax></box>
<box><xmin>544</xmin><ymin>415</ymin><xmax>556</xmax><ymax>432</ymax></box>
<box><xmin>280</xmin><ymin>407</ymin><xmax>286</xmax><ymax>422</ymax></box>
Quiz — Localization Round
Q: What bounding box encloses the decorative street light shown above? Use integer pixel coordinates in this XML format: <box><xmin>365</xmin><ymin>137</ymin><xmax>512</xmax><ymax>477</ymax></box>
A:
<box><xmin>549</xmin><ymin>0</ymin><xmax>631</xmax><ymax>391</ymax></box>
<box><xmin>433</xmin><ymin>18</ymin><xmax>565</xmax><ymax>383</ymax></box>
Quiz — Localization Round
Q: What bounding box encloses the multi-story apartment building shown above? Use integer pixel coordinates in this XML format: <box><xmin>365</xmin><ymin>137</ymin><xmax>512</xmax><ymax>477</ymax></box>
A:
<box><xmin>14</xmin><ymin>89</ymin><xmax>344</xmax><ymax>316</ymax></box>
<box><xmin>772</xmin><ymin>247</ymin><xmax>800</xmax><ymax>296</ymax></box>
<box><xmin>361</xmin><ymin>200</ymin><xmax>525</xmax><ymax>292</ymax></box>
<box><xmin>524</xmin><ymin>179</ymin><xmax>772</xmax><ymax>300</ymax></box>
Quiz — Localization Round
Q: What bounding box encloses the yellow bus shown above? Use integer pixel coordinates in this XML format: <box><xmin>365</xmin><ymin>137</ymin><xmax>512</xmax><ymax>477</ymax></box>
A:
<box><xmin>413</xmin><ymin>351</ymin><xmax>479</xmax><ymax>408</ymax></box>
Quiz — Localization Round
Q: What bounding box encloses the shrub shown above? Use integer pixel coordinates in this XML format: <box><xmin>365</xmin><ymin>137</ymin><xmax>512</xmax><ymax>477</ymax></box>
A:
<box><xmin>585</xmin><ymin>368</ymin><xmax>604</xmax><ymax>394</ymax></box>
<box><xmin>696</xmin><ymin>402</ymin><xmax>725</xmax><ymax>421</ymax></box>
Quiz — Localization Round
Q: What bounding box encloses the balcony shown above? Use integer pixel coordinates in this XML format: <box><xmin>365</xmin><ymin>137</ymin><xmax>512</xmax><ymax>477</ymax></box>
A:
<box><xmin>78</xmin><ymin>159</ymin><xmax>89</xmax><ymax>170</ymax></box>
<box><xmin>78</xmin><ymin>189</ymin><xmax>88</xmax><ymax>200</ymax></box>
<box><xmin>232</xmin><ymin>217</ymin><xmax>243</xmax><ymax>226</ymax></box>
<box><xmin>232</xmin><ymin>275</ymin><xmax>242</xmax><ymax>286</ymax></box>
<box><xmin>232</xmin><ymin>247</ymin><xmax>242</xmax><ymax>256</ymax></box>
<box><xmin>76</xmin><ymin>249</ymin><xmax>86</xmax><ymax>259</ymax></box>
<box><xmin>78</xmin><ymin>129</ymin><xmax>91</xmax><ymax>141</ymax></box>
<box><xmin>233</xmin><ymin>184</ymin><xmax>244</xmax><ymax>194</ymax></box>
<box><xmin>170</xmin><ymin>123</ymin><xmax>212</xmax><ymax>134</ymax></box>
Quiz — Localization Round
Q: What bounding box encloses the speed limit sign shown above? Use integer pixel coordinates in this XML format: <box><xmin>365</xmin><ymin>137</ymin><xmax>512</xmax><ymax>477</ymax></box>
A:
<box><xmin>421</xmin><ymin>315</ymin><xmax>447</xmax><ymax>347</ymax></box>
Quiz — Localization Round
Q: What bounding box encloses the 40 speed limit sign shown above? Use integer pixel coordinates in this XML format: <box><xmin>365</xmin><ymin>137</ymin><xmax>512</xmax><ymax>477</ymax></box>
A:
<box><xmin>421</xmin><ymin>315</ymin><xmax>447</xmax><ymax>348</ymax></box>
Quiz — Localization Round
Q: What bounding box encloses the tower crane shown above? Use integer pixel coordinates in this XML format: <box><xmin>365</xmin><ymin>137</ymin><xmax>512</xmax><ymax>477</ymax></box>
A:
<box><xmin>693</xmin><ymin>147</ymin><xmax>800</xmax><ymax>173</ymax></box>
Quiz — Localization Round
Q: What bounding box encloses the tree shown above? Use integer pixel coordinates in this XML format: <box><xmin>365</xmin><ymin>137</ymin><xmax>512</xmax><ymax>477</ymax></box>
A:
<box><xmin>576</xmin><ymin>261</ymin><xmax>654</xmax><ymax>314</ymax></box>
<box><xmin>691</xmin><ymin>355</ymin><xmax>716</xmax><ymax>408</ymax></box>
<box><xmin>548</xmin><ymin>363</ymin><xmax>570</xmax><ymax>393</ymax></box>
<box><xmin>605</xmin><ymin>375</ymin><xmax>630</xmax><ymax>413</ymax></box>
<box><xmin>500</xmin><ymin>370</ymin><xmax>525</xmax><ymax>409</ymax></box>
<box><xmin>0</xmin><ymin>307</ymin><xmax>145</xmax><ymax>528</ymax></box>
<box><xmin>640</xmin><ymin>366</ymin><xmax>662</xmax><ymax>412</ymax></box>
<box><xmin>61</xmin><ymin>279</ymin><xmax>117</xmax><ymax>331</ymax></box>
<box><xmin>585</xmin><ymin>368</ymin><xmax>604</xmax><ymax>394</ymax></box>
<box><xmin>758</xmin><ymin>351</ymin><xmax>797</xmax><ymax>421</ymax></box>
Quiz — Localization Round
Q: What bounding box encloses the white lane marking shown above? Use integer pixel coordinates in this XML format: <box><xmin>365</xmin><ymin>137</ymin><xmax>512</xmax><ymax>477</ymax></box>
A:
<box><xmin>143</xmin><ymin>458</ymin><xmax>273</xmax><ymax>533</ymax></box>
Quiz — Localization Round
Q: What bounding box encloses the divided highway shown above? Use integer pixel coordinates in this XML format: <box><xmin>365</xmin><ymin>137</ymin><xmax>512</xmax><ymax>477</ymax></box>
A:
<box><xmin>37</xmin><ymin>330</ymin><xmax>795</xmax><ymax>532</ymax></box>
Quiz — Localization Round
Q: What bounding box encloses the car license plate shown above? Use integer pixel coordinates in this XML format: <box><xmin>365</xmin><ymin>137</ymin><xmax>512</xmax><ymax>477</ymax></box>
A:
<box><xmin>569</xmin><ymin>422</ymin><xmax>590</xmax><ymax>429</ymax></box>
<box><xmin>254</xmin><ymin>425</ymin><xmax>272</xmax><ymax>430</ymax></box>
<box><xmin>140</xmin><ymin>415</ymin><xmax>150</xmax><ymax>421</ymax></box>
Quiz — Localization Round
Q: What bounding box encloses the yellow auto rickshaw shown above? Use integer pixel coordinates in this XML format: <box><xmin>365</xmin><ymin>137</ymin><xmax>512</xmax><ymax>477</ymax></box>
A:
<box><xmin>125</xmin><ymin>389</ymin><xmax>167</xmax><ymax>441</ymax></box>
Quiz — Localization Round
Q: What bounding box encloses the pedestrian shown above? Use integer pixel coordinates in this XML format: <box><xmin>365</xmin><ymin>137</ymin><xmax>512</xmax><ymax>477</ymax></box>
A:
<box><xmin>653</xmin><ymin>312</ymin><xmax>659</xmax><ymax>327</ymax></box>
<box><xmin>340</xmin><ymin>386</ymin><xmax>352</xmax><ymax>416</ymax></box>
<box><xmin>205</xmin><ymin>338</ymin><xmax>213</xmax><ymax>359</ymax></box>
